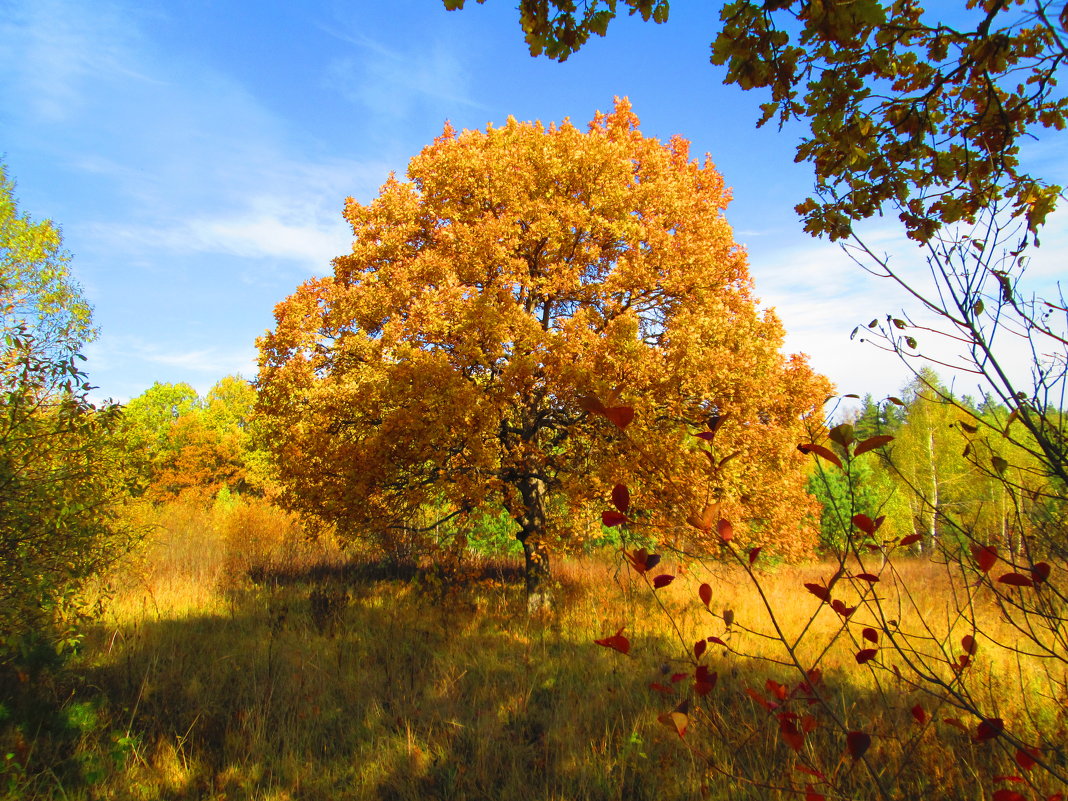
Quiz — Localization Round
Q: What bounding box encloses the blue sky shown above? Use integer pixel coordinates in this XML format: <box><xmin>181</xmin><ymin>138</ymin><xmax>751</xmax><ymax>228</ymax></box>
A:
<box><xmin>1</xmin><ymin>0</ymin><xmax>1061</xmax><ymax>403</ymax></box>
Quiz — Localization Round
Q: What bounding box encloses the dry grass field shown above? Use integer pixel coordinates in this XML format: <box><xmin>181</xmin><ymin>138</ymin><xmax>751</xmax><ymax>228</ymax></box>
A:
<box><xmin>5</xmin><ymin>501</ymin><xmax>1065</xmax><ymax>801</ymax></box>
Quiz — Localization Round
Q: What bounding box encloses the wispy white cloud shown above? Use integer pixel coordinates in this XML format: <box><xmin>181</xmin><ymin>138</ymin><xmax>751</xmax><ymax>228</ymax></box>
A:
<box><xmin>0</xmin><ymin>0</ymin><xmax>158</xmax><ymax>123</ymax></box>
<box><xmin>83</xmin><ymin>333</ymin><xmax>256</xmax><ymax>401</ymax></box>
<box><xmin>748</xmin><ymin>213</ymin><xmax>1065</xmax><ymax>403</ymax></box>
<box><xmin>323</xmin><ymin>27</ymin><xmax>487</xmax><ymax>122</ymax></box>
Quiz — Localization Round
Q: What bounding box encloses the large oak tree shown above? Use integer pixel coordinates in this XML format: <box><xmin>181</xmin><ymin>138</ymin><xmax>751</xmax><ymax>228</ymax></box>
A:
<box><xmin>255</xmin><ymin>100</ymin><xmax>828</xmax><ymax>591</ymax></box>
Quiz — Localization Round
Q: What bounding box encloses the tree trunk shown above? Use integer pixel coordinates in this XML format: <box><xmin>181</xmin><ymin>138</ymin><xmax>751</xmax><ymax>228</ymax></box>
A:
<box><xmin>522</xmin><ymin>537</ymin><xmax>551</xmax><ymax>599</ymax></box>
<box><xmin>515</xmin><ymin>474</ymin><xmax>552</xmax><ymax>605</ymax></box>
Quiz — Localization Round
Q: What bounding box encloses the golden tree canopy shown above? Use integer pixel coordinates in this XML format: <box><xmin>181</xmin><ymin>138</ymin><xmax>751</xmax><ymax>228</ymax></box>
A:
<box><xmin>256</xmin><ymin>99</ymin><xmax>829</xmax><ymax>587</ymax></box>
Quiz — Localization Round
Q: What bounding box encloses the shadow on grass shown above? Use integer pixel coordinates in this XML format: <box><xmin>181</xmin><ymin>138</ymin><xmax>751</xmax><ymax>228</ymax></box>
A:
<box><xmin>67</xmin><ymin>559</ymin><xmax>701</xmax><ymax>801</ymax></box>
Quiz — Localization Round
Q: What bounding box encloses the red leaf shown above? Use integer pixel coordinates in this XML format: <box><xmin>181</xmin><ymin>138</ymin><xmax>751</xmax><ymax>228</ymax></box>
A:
<box><xmin>855</xmin><ymin>648</ymin><xmax>878</xmax><ymax>664</ymax></box>
<box><xmin>854</xmin><ymin>434</ymin><xmax>894</xmax><ymax>456</ymax></box>
<box><xmin>998</xmin><ymin>572</ymin><xmax>1034</xmax><ymax>588</ymax></box>
<box><xmin>911</xmin><ymin>704</ymin><xmax>927</xmax><ymax>725</ymax></box>
<box><xmin>594</xmin><ymin>628</ymin><xmax>630</xmax><ymax>655</ymax></box>
<box><xmin>805</xmin><ymin>786</ymin><xmax>826</xmax><ymax>801</ymax></box>
<box><xmin>611</xmin><ymin>483</ymin><xmax>630</xmax><ymax>514</ymax></box>
<box><xmin>976</xmin><ymin>718</ymin><xmax>1004</xmax><ymax>741</ymax></box>
<box><xmin>1015</xmin><ymin>747</ymin><xmax>1038</xmax><ymax>771</ymax></box>
<box><xmin>961</xmin><ymin>634</ymin><xmax>977</xmax><ymax>655</ymax></box>
<box><xmin>652</xmin><ymin>573</ymin><xmax>675</xmax><ymax>589</ymax></box>
<box><xmin>694</xmin><ymin>665</ymin><xmax>717</xmax><ymax>696</ymax></box>
<box><xmin>992</xmin><ymin>790</ymin><xmax>1026</xmax><ymax>801</ymax></box>
<box><xmin>601</xmin><ymin>510</ymin><xmax>627</xmax><ymax>528</ymax></box>
<box><xmin>694</xmin><ymin>639</ymin><xmax>707</xmax><ymax>660</ymax></box>
<box><xmin>994</xmin><ymin>776</ymin><xmax>1025</xmax><ymax>783</ymax></box>
<box><xmin>745</xmin><ymin>687</ymin><xmax>775</xmax><ymax>710</ymax></box>
<box><xmin>797</xmin><ymin>443</ymin><xmax>843</xmax><ymax>468</ymax></box>
<box><xmin>1032</xmin><ymin>562</ymin><xmax>1051</xmax><ymax>583</ymax></box>
<box><xmin>717</xmin><ymin>518</ymin><xmax>734</xmax><ymax>543</ymax></box>
<box><xmin>625</xmin><ymin>548</ymin><xmax>659</xmax><ymax>574</ymax></box>
<box><xmin>852</xmin><ymin>514</ymin><xmax>876</xmax><ymax>536</ymax></box>
<box><xmin>804</xmin><ymin>583</ymin><xmax>831</xmax><ymax>602</ymax></box>
<box><xmin>779</xmin><ymin>717</ymin><xmax>805</xmax><ymax>752</ymax></box>
<box><xmin>1048</xmin><ymin>795</ymin><xmax>1065</xmax><ymax>801</ymax></box>
<box><xmin>698</xmin><ymin>583</ymin><xmax>712</xmax><ymax>608</ymax></box>
<box><xmin>855</xmin><ymin>572</ymin><xmax>880</xmax><ymax>583</ymax></box>
<box><xmin>649</xmin><ymin>682</ymin><xmax>672</xmax><ymax>695</ymax></box>
<box><xmin>801</xmin><ymin>714</ymin><xmax>819</xmax><ymax>733</ymax></box>
<box><xmin>748</xmin><ymin>546</ymin><xmax>762</xmax><ymax>565</ymax></box>
<box><xmin>943</xmin><ymin>718</ymin><xmax>968</xmax><ymax>732</ymax></box>
<box><xmin>707</xmin><ymin>636</ymin><xmax>727</xmax><ymax>647</ymax></box>
<box><xmin>846</xmin><ymin>731</ymin><xmax>871</xmax><ymax>759</ymax></box>
<box><xmin>695</xmin><ymin>431</ymin><xmax>715</xmax><ymax>441</ymax></box>
<box><xmin>971</xmin><ymin>543</ymin><xmax>998</xmax><ymax>573</ymax></box>
<box><xmin>831</xmin><ymin>599</ymin><xmax>856</xmax><ymax>618</ymax></box>
<box><xmin>862</xmin><ymin>627</ymin><xmax>879</xmax><ymax>644</ymax></box>
<box><xmin>670</xmin><ymin>672</ymin><xmax>688</xmax><ymax>683</ymax></box>
<box><xmin>577</xmin><ymin>394</ymin><xmax>606</xmax><ymax>414</ymax></box>
<box><xmin>765</xmin><ymin>679</ymin><xmax>788</xmax><ymax>700</ymax></box>
<box><xmin>602</xmin><ymin>405</ymin><xmax>634</xmax><ymax>430</ymax></box>
<box><xmin>898</xmin><ymin>534</ymin><xmax>923</xmax><ymax>547</ymax></box>
<box><xmin>794</xmin><ymin>764</ymin><xmax>825</xmax><ymax>779</ymax></box>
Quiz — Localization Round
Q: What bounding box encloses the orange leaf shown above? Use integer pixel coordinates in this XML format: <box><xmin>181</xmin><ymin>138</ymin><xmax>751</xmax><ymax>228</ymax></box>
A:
<box><xmin>687</xmin><ymin>502</ymin><xmax>717</xmax><ymax>532</ymax></box>
<box><xmin>854</xmin><ymin>434</ymin><xmax>894</xmax><ymax>456</ymax></box>
<box><xmin>797</xmin><ymin>443</ymin><xmax>843</xmax><ymax>468</ymax></box>
<box><xmin>765</xmin><ymin>679</ymin><xmax>788</xmax><ymax>700</ymax></box>
<box><xmin>745</xmin><ymin>687</ymin><xmax>776</xmax><ymax>710</ymax></box>
<box><xmin>594</xmin><ymin>627</ymin><xmax>630</xmax><ymax>655</ymax></box>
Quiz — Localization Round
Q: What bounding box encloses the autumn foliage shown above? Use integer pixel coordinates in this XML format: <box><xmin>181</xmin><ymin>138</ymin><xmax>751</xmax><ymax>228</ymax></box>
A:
<box><xmin>256</xmin><ymin>99</ymin><xmax>829</xmax><ymax>589</ymax></box>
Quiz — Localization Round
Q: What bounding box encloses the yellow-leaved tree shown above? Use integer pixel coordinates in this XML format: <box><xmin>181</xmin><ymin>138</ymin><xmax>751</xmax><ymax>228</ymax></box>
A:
<box><xmin>255</xmin><ymin>99</ymin><xmax>829</xmax><ymax>593</ymax></box>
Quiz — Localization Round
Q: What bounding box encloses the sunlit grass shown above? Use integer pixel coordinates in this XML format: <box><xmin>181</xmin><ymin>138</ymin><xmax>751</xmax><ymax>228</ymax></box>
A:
<box><xmin>7</xmin><ymin>507</ymin><xmax>1064</xmax><ymax>800</ymax></box>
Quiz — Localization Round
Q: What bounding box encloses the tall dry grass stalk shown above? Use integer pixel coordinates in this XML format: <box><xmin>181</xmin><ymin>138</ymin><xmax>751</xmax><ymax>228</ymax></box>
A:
<box><xmin>18</xmin><ymin>511</ymin><xmax>1052</xmax><ymax>801</ymax></box>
